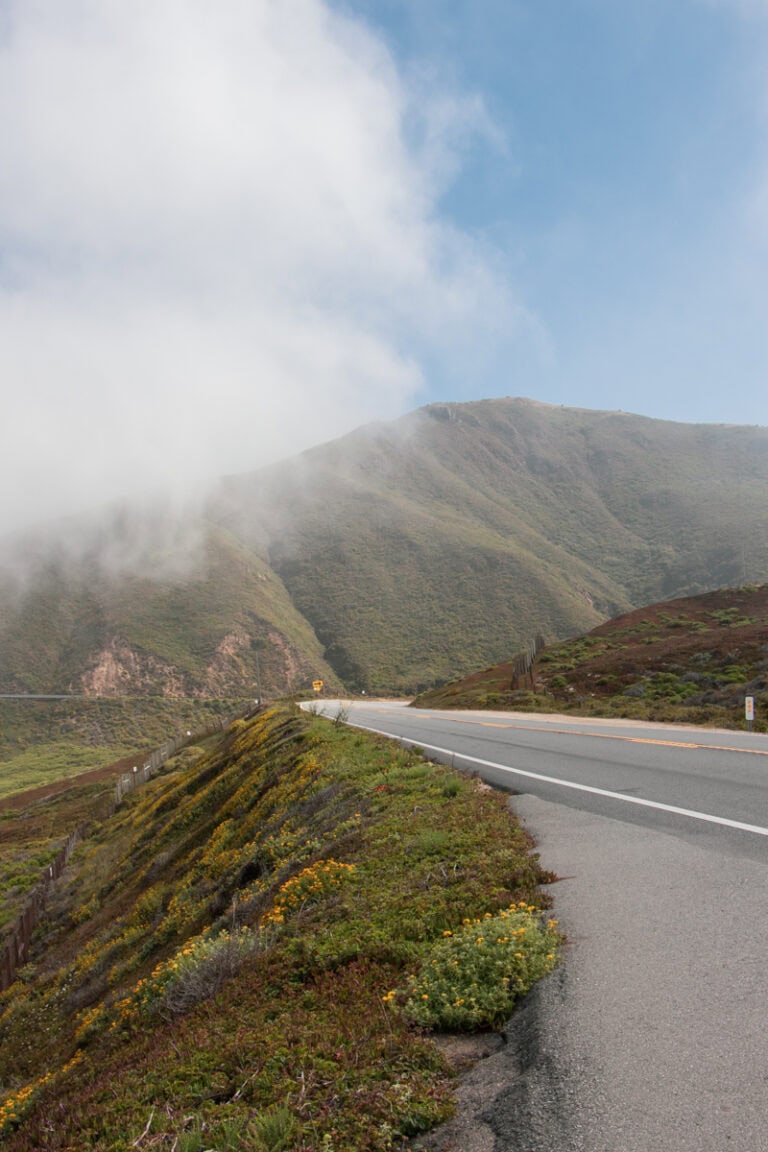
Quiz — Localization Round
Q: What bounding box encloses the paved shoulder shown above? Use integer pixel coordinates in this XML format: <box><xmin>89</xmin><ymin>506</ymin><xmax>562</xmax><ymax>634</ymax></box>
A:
<box><xmin>417</xmin><ymin>795</ymin><xmax>768</xmax><ymax>1151</ymax></box>
<box><xmin>494</xmin><ymin>795</ymin><xmax>768</xmax><ymax>1152</ymax></box>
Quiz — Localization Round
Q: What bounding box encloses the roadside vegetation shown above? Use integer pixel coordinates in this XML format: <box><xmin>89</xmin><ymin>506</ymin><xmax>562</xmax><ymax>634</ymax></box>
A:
<box><xmin>0</xmin><ymin>699</ymin><xmax>243</xmax><ymax>945</ymax></box>
<box><xmin>414</xmin><ymin>585</ymin><xmax>768</xmax><ymax>733</ymax></box>
<box><xmin>0</xmin><ymin>705</ymin><xmax>559</xmax><ymax>1151</ymax></box>
<box><xmin>0</xmin><ymin>697</ymin><xmax>245</xmax><ymax>801</ymax></box>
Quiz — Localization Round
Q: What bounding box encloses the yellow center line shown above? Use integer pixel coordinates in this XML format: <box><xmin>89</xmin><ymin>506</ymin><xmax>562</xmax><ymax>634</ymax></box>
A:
<box><xmin>395</xmin><ymin>711</ymin><xmax>768</xmax><ymax>756</ymax></box>
<box><xmin>472</xmin><ymin>720</ymin><xmax>700</xmax><ymax>749</ymax></box>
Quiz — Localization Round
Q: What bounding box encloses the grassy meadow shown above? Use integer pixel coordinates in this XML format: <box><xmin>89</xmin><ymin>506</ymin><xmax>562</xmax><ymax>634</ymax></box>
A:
<box><xmin>0</xmin><ymin>697</ymin><xmax>247</xmax><ymax>800</ymax></box>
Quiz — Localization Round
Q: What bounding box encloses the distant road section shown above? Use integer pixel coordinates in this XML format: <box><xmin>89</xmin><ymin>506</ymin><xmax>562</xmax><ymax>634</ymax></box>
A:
<box><xmin>307</xmin><ymin>700</ymin><xmax>768</xmax><ymax>1151</ymax></box>
<box><xmin>0</xmin><ymin>694</ymin><xmax>80</xmax><ymax>700</ymax></box>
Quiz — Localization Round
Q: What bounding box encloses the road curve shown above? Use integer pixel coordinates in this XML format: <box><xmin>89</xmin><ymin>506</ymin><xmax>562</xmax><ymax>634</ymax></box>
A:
<box><xmin>307</xmin><ymin>700</ymin><xmax>768</xmax><ymax>1151</ymax></box>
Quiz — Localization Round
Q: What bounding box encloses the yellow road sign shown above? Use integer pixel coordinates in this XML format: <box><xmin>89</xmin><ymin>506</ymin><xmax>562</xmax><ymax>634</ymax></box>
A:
<box><xmin>312</xmin><ymin>680</ymin><xmax>324</xmax><ymax>692</ymax></box>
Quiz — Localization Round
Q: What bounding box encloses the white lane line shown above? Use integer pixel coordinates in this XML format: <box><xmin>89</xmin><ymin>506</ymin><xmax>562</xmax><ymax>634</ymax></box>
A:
<box><xmin>350</xmin><ymin>721</ymin><xmax>768</xmax><ymax>839</ymax></box>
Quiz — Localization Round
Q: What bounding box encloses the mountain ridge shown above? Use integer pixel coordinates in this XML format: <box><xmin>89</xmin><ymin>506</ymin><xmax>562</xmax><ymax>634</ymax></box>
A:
<box><xmin>2</xmin><ymin>397</ymin><xmax>767</xmax><ymax>695</ymax></box>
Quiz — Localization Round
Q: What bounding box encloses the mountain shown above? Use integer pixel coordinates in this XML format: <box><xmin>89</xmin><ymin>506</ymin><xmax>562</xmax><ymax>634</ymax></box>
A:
<box><xmin>215</xmin><ymin>398</ymin><xmax>768</xmax><ymax>692</ymax></box>
<box><xmin>2</xmin><ymin>397</ymin><xmax>768</xmax><ymax>695</ymax></box>
<box><xmin>412</xmin><ymin>583</ymin><xmax>768</xmax><ymax>731</ymax></box>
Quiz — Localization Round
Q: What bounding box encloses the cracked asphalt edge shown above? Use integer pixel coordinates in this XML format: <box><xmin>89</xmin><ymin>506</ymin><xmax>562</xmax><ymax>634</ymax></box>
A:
<box><xmin>411</xmin><ymin>962</ymin><xmax>590</xmax><ymax>1152</ymax></box>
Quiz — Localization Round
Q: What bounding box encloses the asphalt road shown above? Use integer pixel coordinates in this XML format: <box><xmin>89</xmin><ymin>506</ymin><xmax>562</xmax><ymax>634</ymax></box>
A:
<box><xmin>308</xmin><ymin>700</ymin><xmax>768</xmax><ymax>1151</ymax></box>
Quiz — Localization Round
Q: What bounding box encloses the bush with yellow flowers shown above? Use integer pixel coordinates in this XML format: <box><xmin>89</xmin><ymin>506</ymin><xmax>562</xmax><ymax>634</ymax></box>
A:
<box><xmin>265</xmin><ymin>859</ymin><xmax>355</xmax><ymax>925</ymax></box>
<box><xmin>394</xmin><ymin>903</ymin><xmax>559</xmax><ymax>1030</ymax></box>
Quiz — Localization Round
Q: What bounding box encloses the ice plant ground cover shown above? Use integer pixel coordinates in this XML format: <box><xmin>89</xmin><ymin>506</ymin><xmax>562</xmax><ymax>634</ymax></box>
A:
<box><xmin>0</xmin><ymin>705</ymin><xmax>560</xmax><ymax>1151</ymax></box>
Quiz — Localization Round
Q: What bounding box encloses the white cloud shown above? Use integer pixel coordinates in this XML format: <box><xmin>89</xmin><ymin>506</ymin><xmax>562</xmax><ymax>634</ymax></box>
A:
<box><xmin>0</xmin><ymin>0</ymin><xmax>527</xmax><ymax>535</ymax></box>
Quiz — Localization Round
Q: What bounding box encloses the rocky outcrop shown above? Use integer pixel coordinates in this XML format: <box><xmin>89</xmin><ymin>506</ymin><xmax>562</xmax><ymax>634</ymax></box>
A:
<box><xmin>202</xmin><ymin>628</ymin><xmax>252</xmax><ymax>696</ymax></box>
<box><xmin>80</xmin><ymin>638</ymin><xmax>188</xmax><ymax>697</ymax></box>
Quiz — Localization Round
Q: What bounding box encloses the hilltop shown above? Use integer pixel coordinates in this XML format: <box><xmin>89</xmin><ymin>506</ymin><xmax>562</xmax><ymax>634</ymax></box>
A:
<box><xmin>413</xmin><ymin>584</ymin><xmax>768</xmax><ymax>731</ymax></box>
<box><xmin>2</xmin><ymin>398</ymin><xmax>768</xmax><ymax>695</ymax></box>
<box><xmin>216</xmin><ymin>398</ymin><xmax>768</xmax><ymax>692</ymax></box>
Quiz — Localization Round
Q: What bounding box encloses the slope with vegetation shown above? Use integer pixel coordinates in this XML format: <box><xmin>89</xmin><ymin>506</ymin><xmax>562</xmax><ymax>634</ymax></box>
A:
<box><xmin>3</xmin><ymin>398</ymin><xmax>768</xmax><ymax>695</ymax></box>
<box><xmin>0</xmin><ymin>705</ymin><xmax>559</xmax><ymax>1151</ymax></box>
<box><xmin>0</xmin><ymin>524</ymin><xmax>337</xmax><ymax>698</ymax></box>
<box><xmin>0</xmin><ymin>697</ymin><xmax>242</xmax><ymax>801</ymax></box>
<box><xmin>221</xmin><ymin>399</ymin><xmax>768</xmax><ymax>693</ymax></box>
<box><xmin>413</xmin><ymin>585</ymin><xmax>768</xmax><ymax>732</ymax></box>
<box><xmin>0</xmin><ymin>700</ymin><xmax>239</xmax><ymax>981</ymax></box>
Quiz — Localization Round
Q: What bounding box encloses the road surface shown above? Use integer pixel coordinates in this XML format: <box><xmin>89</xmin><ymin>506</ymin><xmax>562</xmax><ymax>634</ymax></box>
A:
<box><xmin>307</xmin><ymin>700</ymin><xmax>768</xmax><ymax>1151</ymax></box>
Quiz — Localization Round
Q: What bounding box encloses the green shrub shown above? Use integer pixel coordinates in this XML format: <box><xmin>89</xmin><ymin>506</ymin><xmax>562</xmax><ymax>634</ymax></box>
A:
<box><xmin>249</xmin><ymin>1104</ymin><xmax>297</xmax><ymax>1151</ymax></box>
<box><xmin>391</xmin><ymin>904</ymin><xmax>559</xmax><ymax>1031</ymax></box>
<box><xmin>171</xmin><ymin>1117</ymin><xmax>251</xmax><ymax>1152</ymax></box>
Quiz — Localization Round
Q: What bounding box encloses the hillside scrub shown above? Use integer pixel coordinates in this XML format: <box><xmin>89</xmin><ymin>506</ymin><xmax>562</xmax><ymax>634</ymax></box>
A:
<box><xmin>0</xmin><ymin>525</ymin><xmax>339</xmax><ymax>699</ymax></box>
<box><xmin>0</xmin><ymin>699</ymin><xmax>248</xmax><ymax>951</ymax></box>
<box><xmin>414</xmin><ymin>585</ymin><xmax>768</xmax><ymax>732</ymax></box>
<box><xmin>0</xmin><ymin>782</ymin><xmax>119</xmax><ymax>958</ymax></box>
<box><xmin>216</xmin><ymin>399</ymin><xmax>768</xmax><ymax>692</ymax></box>
<box><xmin>0</xmin><ymin>697</ymin><xmax>247</xmax><ymax>801</ymax></box>
<box><xmin>0</xmin><ymin>705</ymin><xmax>559</xmax><ymax>1151</ymax></box>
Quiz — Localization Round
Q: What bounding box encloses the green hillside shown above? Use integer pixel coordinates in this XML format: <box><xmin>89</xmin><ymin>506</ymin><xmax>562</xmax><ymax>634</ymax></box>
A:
<box><xmin>219</xmin><ymin>399</ymin><xmax>768</xmax><ymax>692</ymax></box>
<box><xmin>413</xmin><ymin>584</ymin><xmax>768</xmax><ymax>731</ymax></box>
<box><xmin>0</xmin><ymin>706</ymin><xmax>558</xmax><ymax>1150</ymax></box>
<box><xmin>3</xmin><ymin>398</ymin><xmax>768</xmax><ymax>696</ymax></box>
<box><xmin>0</xmin><ymin>524</ymin><xmax>337</xmax><ymax>697</ymax></box>
<box><xmin>0</xmin><ymin>696</ymin><xmax>241</xmax><ymax>800</ymax></box>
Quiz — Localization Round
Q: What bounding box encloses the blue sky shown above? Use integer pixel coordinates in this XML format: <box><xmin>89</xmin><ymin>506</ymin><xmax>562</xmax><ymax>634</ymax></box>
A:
<box><xmin>2</xmin><ymin>0</ymin><xmax>767</xmax><ymax>533</ymax></box>
<box><xmin>341</xmin><ymin>0</ymin><xmax>768</xmax><ymax>425</ymax></box>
